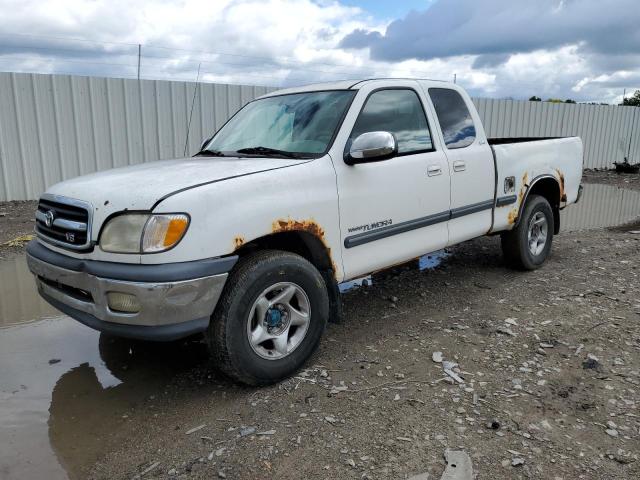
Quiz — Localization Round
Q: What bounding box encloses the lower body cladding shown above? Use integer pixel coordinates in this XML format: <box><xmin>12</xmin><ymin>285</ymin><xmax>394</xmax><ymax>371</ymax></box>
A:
<box><xmin>25</xmin><ymin>240</ymin><xmax>236</xmax><ymax>341</ymax></box>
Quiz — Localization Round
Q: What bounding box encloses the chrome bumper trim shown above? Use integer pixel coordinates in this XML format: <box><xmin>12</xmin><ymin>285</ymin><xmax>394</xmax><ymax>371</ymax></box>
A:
<box><xmin>27</xmin><ymin>253</ymin><xmax>227</xmax><ymax>328</ymax></box>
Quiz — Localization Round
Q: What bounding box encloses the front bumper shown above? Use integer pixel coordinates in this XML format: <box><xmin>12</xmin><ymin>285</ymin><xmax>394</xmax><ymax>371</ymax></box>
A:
<box><xmin>26</xmin><ymin>240</ymin><xmax>237</xmax><ymax>341</ymax></box>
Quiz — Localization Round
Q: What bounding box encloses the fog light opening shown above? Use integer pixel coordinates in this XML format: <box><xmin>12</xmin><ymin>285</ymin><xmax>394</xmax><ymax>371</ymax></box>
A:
<box><xmin>107</xmin><ymin>292</ymin><xmax>141</xmax><ymax>313</ymax></box>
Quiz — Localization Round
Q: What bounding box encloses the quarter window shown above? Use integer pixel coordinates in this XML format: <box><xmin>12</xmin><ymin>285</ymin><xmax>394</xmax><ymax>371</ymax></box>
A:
<box><xmin>429</xmin><ymin>88</ymin><xmax>476</xmax><ymax>149</ymax></box>
<box><xmin>349</xmin><ymin>89</ymin><xmax>433</xmax><ymax>155</ymax></box>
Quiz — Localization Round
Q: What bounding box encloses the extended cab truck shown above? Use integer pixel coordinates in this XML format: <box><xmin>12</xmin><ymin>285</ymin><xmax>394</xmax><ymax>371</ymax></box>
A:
<box><xmin>26</xmin><ymin>79</ymin><xmax>583</xmax><ymax>385</ymax></box>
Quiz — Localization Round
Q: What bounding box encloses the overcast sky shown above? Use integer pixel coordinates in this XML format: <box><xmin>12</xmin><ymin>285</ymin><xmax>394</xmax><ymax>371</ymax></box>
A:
<box><xmin>0</xmin><ymin>0</ymin><xmax>638</xmax><ymax>103</ymax></box>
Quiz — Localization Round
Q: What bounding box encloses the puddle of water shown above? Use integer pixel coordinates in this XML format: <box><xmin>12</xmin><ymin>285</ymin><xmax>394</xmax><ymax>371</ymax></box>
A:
<box><xmin>0</xmin><ymin>256</ymin><xmax>208</xmax><ymax>480</ymax></box>
<box><xmin>0</xmin><ymin>255</ymin><xmax>59</xmax><ymax>327</ymax></box>
<box><xmin>338</xmin><ymin>275</ymin><xmax>372</xmax><ymax>293</ymax></box>
<box><xmin>418</xmin><ymin>249</ymin><xmax>450</xmax><ymax>270</ymax></box>
<box><xmin>338</xmin><ymin>249</ymin><xmax>450</xmax><ymax>293</ymax></box>
<box><xmin>0</xmin><ymin>183</ymin><xmax>637</xmax><ymax>478</ymax></box>
<box><xmin>561</xmin><ymin>183</ymin><xmax>640</xmax><ymax>232</ymax></box>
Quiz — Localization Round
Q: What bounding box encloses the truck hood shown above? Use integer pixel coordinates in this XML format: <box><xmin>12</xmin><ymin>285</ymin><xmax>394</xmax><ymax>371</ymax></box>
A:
<box><xmin>46</xmin><ymin>157</ymin><xmax>309</xmax><ymax>232</ymax></box>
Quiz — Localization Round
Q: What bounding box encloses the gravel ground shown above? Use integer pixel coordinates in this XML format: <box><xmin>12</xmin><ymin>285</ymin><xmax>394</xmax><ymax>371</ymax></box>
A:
<box><xmin>86</xmin><ymin>226</ymin><xmax>640</xmax><ymax>480</ymax></box>
<box><xmin>583</xmin><ymin>169</ymin><xmax>640</xmax><ymax>191</ymax></box>
<box><xmin>1</xmin><ymin>170</ymin><xmax>639</xmax><ymax>479</ymax></box>
<box><xmin>0</xmin><ymin>200</ymin><xmax>36</xmax><ymax>255</ymax></box>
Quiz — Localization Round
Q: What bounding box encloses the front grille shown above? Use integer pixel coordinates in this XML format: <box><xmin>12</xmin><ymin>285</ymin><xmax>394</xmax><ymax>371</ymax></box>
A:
<box><xmin>35</xmin><ymin>196</ymin><xmax>91</xmax><ymax>250</ymax></box>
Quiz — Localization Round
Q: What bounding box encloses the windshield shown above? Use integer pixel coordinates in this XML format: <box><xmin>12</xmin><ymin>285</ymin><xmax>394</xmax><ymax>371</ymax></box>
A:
<box><xmin>203</xmin><ymin>90</ymin><xmax>355</xmax><ymax>158</ymax></box>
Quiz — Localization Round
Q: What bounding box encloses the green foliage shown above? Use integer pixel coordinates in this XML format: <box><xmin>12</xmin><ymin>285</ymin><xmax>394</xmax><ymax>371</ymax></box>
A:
<box><xmin>530</xmin><ymin>98</ymin><xmax>577</xmax><ymax>104</ymax></box>
<box><xmin>622</xmin><ymin>90</ymin><xmax>640</xmax><ymax>107</ymax></box>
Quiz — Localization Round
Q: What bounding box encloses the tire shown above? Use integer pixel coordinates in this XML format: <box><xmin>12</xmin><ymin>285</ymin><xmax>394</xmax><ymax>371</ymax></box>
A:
<box><xmin>501</xmin><ymin>194</ymin><xmax>554</xmax><ymax>270</ymax></box>
<box><xmin>207</xmin><ymin>250</ymin><xmax>329</xmax><ymax>386</ymax></box>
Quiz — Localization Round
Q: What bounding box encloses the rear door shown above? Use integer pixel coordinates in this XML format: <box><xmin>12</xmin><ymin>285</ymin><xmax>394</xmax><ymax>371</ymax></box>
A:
<box><xmin>426</xmin><ymin>87</ymin><xmax>495</xmax><ymax>244</ymax></box>
<box><xmin>332</xmin><ymin>82</ymin><xmax>451</xmax><ymax>279</ymax></box>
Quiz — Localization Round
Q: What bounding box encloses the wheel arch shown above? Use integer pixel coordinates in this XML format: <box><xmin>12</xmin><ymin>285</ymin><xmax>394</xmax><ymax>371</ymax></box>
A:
<box><xmin>234</xmin><ymin>230</ymin><xmax>334</xmax><ymax>272</ymax></box>
<box><xmin>232</xmin><ymin>229</ymin><xmax>342</xmax><ymax>324</ymax></box>
<box><xmin>515</xmin><ymin>175</ymin><xmax>562</xmax><ymax>234</ymax></box>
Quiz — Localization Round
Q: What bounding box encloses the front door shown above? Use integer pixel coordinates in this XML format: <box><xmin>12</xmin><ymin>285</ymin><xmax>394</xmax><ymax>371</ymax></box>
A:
<box><xmin>332</xmin><ymin>83</ymin><xmax>451</xmax><ymax>279</ymax></box>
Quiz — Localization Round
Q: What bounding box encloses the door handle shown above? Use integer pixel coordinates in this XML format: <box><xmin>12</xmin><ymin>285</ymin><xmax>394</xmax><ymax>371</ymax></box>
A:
<box><xmin>453</xmin><ymin>160</ymin><xmax>466</xmax><ymax>172</ymax></box>
<box><xmin>427</xmin><ymin>165</ymin><xmax>442</xmax><ymax>176</ymax></box>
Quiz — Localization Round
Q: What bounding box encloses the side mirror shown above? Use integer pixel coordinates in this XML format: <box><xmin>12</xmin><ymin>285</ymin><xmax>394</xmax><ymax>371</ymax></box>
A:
<box><xmin>345</xmin><ymin>131</ymin><xmax>398</xmax><ymax>165</ymax></box>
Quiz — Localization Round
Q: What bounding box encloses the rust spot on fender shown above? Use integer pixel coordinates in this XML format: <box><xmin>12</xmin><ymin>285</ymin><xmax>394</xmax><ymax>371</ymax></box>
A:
<box><xmin>272</xmin><ymin>219</ymin><xmax>326</xmax><ymax>238</ymax></box>
<box><xmin>555</xmin><ymin>168</ymin><xmax>567</xmax><ymax>202</ymax></box>
<box><xmin>519</xmin><ymin>172</ymin><xmax>529</xmax><ymax>204</ymax></box>
<box><xmin>508</xmin><ymin>172</ymin><xmax>529</xmax><ymax>225</ymax></box>
<box><xmin>272</xmin><ymin>218</ymin><xmax>338</xmax><ymax>277</ymax></box>
<box><xmin>233</xmin><ymin>236</ymin><xmax>245</xmax><ymax>250</ymax></box>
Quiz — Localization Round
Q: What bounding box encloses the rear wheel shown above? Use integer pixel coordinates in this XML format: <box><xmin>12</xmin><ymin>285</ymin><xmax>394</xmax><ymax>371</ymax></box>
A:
<box><xmin>207</xmin><ymin>250</ymin><xmax>329</xmax><ymax>386</ymax></box>
<box><xmin>501</xmin><ymin>194</ymin><xmax>554</xmax><ymax>270</ymax></box>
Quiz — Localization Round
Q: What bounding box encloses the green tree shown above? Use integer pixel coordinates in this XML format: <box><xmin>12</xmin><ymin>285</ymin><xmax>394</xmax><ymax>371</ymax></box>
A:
<box><xmin>622</xmin><ymin>90</ymin><xmax>640</xmax><ymax>106</ymax></box>
<box><xmin>565</xmin><ymin>99</ymin><xmax>576</xmax><ymax>104</ymax></box>
<box><xmin>529</xmin><ymin>96</ymin><xmax>541</xmax><ymax>101</ymax></box>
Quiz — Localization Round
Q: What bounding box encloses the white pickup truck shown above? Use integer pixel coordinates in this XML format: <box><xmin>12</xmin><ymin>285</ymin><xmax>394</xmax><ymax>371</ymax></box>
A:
<box><xmin>27</xmin><ymin>79</ymin><xmax>583</xmax><ymax>385</ymax></box>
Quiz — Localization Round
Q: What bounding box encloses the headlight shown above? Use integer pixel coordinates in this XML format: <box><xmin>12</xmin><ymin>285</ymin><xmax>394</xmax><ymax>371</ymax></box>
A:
<box><xmin>100</xmin><ymin>214</ymin><xmax>148</xmax><ymax>253</ymax></box>
<box><xmin>100</xmin><ymin>213</ymin><xmax>189</xmax><ymax>253</ymax></box>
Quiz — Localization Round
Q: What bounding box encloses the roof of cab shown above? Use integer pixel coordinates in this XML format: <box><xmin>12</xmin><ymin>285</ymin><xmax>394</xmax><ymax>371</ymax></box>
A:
<box><xmin>260</xmin><ymin>80</ymin><xmax>359</xmax><ymax>97</ymax></box>
<box><xmin>258</xmin><ymin>77</ymin><xmax>452</xmax><ymax>99</ymax></box>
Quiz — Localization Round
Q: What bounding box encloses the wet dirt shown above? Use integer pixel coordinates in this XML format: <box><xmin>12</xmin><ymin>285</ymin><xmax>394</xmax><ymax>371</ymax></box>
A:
<box><xmin>0</xmin><ymin>178</ymin><xmax>639</xmax><ymax>479</ymax></box>
<box><xmin>0</xmin><ymin>255</ymin><xmax>210</xmax><ymax>479</ymax></box>
<box><xmin>561</xmin><ymin>183</ymin><xmax>640</xmax><ymax>232</ymax></box>
<box><xmin>582</xmin><ymin>169</ymin><xmax>640</xmax><ymax>192</ymax></box>
<box><xmin>0</xmin><ymin>200</ymin><xmax>36</xmax><ymax>254</ymax></box>
<box><xmin>339</xmin><ymin>250</ymin><xmax>450</xmax><ymax>293</ymax></box>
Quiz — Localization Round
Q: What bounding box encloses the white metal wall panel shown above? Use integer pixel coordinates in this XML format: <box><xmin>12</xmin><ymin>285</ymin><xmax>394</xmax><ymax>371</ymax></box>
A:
<box><xmin>1</xmin><ymin>72</ymin><xmax>639</xmax><ymax>201</ymax></box>
<box><xmin>472</xmin><ymin>97</ymin><xmax>640</xmax><ymax>171</ymax></box>
<box><xmin>0</xmin><ymin>72</ymin><xmax>276</xmax><ymax>201</ymax></box>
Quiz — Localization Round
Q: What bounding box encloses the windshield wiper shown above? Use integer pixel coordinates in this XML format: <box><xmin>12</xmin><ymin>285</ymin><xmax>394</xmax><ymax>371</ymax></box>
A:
<box><xmin>235</xmin><ymin>146</ymin><xmax>303</xmax><ymax>159</ymax></box>
<box><xmin>194</xmin><ymin>149</ymin><xmax>227</xmax><ymax>157</ymax></box>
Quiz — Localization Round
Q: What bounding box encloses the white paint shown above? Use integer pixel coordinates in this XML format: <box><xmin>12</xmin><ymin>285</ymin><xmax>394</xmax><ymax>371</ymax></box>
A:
<box><xmin>34</xmin><ymin>78</ymin><xmax>583</xmax><ymax>285</ymax></box>
<box><xmin>0</xmin><ymin>72</ymin><xmax>275</xmax><ymax>201</ymax></box>
<box><xmin>331</xmin><ymin>79</ymin><xmax>450</xmax><ymax>279</ymax></box>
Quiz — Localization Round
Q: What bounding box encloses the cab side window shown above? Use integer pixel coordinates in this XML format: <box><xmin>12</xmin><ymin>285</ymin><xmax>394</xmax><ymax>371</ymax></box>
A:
<box><xmin>349</xmin><ymin>89</ymin><xmax>433</xmax><ymax>155</ymax></box>
<box><xmin>429</xmin><ymin>88</ymin><xmax>476</xmax><ymax>149</ymax></box>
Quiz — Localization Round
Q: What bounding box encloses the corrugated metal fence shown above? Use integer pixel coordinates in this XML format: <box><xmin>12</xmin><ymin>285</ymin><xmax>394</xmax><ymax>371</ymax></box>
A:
<box><xmin>473</xmin><ymin>97</ymin><xmax>640</xmax><ymax>174</ymax></box>
<box><xmin>1</xmin><ymin>72</ymin><xmax>639</xmax><ymax>201</ymax></box>
<box><xmin>0</xmin><ymin>72</ymin><xmax>275</xmax><ymax>201</ymax></box>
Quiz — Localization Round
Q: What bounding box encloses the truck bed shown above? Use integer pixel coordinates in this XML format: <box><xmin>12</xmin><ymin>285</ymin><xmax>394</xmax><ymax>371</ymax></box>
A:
<box><xmin>488</xmin><ymin>137</ymin><xmax>563</xmax><ymax>145</ymax></box>
<box><xmin>489</xmin><ymin>136</ymin><xmax>583</xmax><ymax>233</ymax></box>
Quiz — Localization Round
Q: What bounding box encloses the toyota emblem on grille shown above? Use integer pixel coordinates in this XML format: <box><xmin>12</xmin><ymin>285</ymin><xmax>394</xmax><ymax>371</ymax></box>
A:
<box><xmin>44</xmin><ymin>210</ymin><xmax>55</xmax><ymax>227</ymax></box>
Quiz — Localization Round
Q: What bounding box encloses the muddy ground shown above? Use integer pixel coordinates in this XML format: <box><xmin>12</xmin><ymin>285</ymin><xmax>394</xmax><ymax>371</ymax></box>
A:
<box><xmin>1</xmin><ymin>170</ymin><xmax>639</xmax><ymax>479</ymax></box>
<box><xmin>79</xmin><ymin>226</ymin><xmax>638</xmax><ymax>480</ymax></box>
<box><xmin>0</xmin><ymin>200</ymin><xmax>36</xmax><ymax>255</ymax></box>
<box><xmin>582</xmin><ymin>169</ymin><xmax>640</xmax><ymax>191</ymax></box>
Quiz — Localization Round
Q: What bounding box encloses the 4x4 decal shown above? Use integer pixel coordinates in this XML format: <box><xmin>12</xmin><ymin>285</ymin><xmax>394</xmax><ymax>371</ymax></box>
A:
<box><xmin>347</xmin><ymin>219</ymin><xmax>393</xmax><ymax>234</ymax></box>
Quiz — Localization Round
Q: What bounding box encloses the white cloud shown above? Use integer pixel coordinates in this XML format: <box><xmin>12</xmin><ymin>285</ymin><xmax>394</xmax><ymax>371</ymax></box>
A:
<box><xmin>0</xmin><ymin>0</ymin><xmax>637</xmax><ymax>103</ymax></box>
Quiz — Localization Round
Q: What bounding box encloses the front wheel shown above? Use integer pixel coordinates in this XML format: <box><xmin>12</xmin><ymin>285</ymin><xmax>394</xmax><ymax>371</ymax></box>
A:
<box><xmin>207</xmin><ymin>250</ymin><xmax>329</xmax><ymax>386</ymax></box>
<box><xmin>501</xmin><ymin>194</ymin><xmax>554</xmax><ymax>270</ymax></box>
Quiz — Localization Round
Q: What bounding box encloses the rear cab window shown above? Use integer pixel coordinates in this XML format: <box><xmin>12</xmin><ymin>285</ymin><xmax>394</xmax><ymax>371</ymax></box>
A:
<box><xmin>429</xmin><ymin>88</ymin><xmax>476</xmax><ymax>149</ymax></box>
<box><xmin>349</xmin><ymin>89</ymin><xmax>433</xmax><ymax>155</ymax></box>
